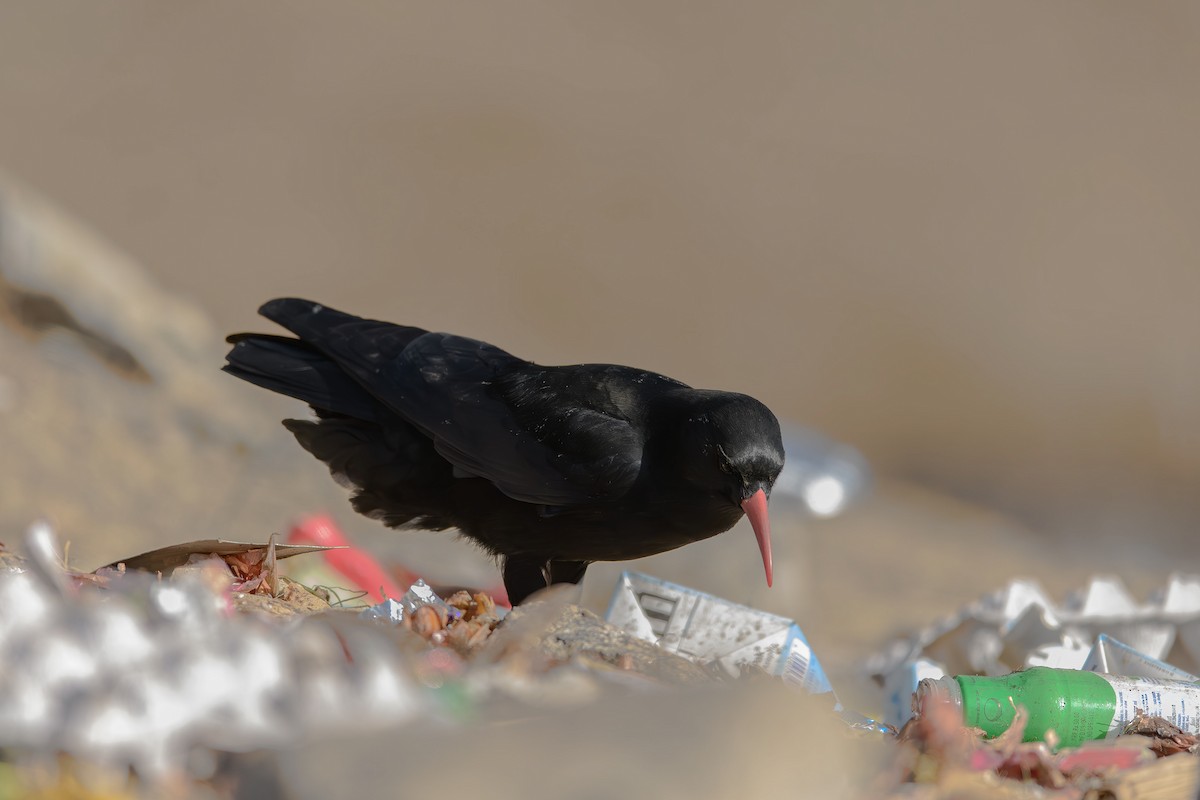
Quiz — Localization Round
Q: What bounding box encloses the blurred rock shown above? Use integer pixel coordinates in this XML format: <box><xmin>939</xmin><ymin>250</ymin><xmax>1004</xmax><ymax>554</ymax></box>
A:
<box><xmin>0</xmin><ymin>177</ymin><xmax>366</xmax><ymax>565</ymax></box>
<box><xmin>0</xmin><ymin>176</ymin><xmax>245</xmax><ymax>433</ymax></box>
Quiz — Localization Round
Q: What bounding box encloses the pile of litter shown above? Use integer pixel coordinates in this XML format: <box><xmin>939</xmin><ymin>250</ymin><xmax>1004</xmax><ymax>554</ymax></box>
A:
<box><xmin>869</xmin><ymin>574</ymin><xmax>1200</xmax><ymax>728</ymax></box>
<box><xmin>870</xmin><ymin>576</ymin><xmax>1200</xmax><ymax>799</ymax></box>
<box><xmin>0</xmin><ymin>524</ymin><xmax>430</xmax><ymax>781</ymax></box>
<box><xmin>0</xmin><ymin>520</ymin><xmax>816</xmax><ymax>797</ymax></box>
<box><xmin>3</xmin><ymin>517</ymin><xmax>1200</xmax><ymax>799</ymax></box>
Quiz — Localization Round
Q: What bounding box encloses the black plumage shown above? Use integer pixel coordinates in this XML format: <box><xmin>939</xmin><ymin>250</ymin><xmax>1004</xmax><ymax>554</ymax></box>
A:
<box><xmin>224</xmin><ymin>298</ymin><xmax>785</xmax><ymax>604</ymax></box>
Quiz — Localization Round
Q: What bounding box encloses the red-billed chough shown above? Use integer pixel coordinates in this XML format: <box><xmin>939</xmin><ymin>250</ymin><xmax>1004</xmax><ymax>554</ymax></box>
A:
<box><xmin>224</xmin><ymin>298</ymin><xmax>785</xmax><ymax>605</ymax></box>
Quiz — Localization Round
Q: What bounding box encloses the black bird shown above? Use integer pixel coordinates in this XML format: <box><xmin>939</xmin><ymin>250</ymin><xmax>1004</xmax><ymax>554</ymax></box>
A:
<box><xmin>224</xmin><ymin>299</ymin><xmax>785</xmax><ymax>605</ymax></box>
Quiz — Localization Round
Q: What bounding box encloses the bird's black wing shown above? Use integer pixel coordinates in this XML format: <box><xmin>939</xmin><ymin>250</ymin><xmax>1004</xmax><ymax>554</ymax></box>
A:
<box><xmin>373</xmin><ymin>334</ymin><xmax>653</xmax><ymax>506</ymax></box>
<box><xmin>249</xmin><ymin>298</ymin><xmax>664</xmax><ymax>506</ymax></box>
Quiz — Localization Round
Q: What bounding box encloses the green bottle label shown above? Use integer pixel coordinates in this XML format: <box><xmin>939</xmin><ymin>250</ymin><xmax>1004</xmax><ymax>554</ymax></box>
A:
<box><xmin>955</xmin><ymin>667</ymin><xmax>1116</xmax><ymax>747</ymax></box>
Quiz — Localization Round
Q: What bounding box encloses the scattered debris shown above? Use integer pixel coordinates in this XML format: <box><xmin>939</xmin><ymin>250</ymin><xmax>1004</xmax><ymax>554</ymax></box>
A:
<box><xmin>6</xmin><ymin>517</ymin><xmax>1200</xmax><ymax>799</ymax></box>
<box><xmin>896</xmin><ymin>682</ymin><xmax>1199</xmax><ymax>798</ymax></box>
<box><xmin>1123</xmin><ymin>711</ymin><xmax>1200</xmax><ymax>757</ymax></box>
<box><xmin>0</xmin><ymin>525</ymin><xmax>426</xmax><ymax>782</ymax></box>
<box><xmin>99</xmin><ymin>537</ymin><xmax>340</xmax><ymax>576</ymax></box>
<box><xmin>880</xmin><ymin>577</ymin><xmax>1200</xmax><ymax>799</ymax></box>
<box><xmin>287</xmin><ymin>514</ymin><xmax>405</xmax><ymax>603</ymax></box>
<box><xmin>869</xmin><ymin>574</ymin><xmax>1200</xmax><ymax>728</ymax></box>
<box><xmin>5</xmin><ymin>523</ymin><xmax>835</xmax><ymax>796</ymax></box>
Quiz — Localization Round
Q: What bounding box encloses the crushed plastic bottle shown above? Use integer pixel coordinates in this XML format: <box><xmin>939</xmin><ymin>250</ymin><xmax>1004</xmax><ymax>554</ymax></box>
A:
<box><xmin>917</xmin><ymin>666</ymin><xmax>1200</xmax><ymax>748</ymax></box>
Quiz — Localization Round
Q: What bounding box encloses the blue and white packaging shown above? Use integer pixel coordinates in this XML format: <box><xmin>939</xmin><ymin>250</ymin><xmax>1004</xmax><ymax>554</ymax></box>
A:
<box><xmin>605</xmin><ymin>571</ymin><xmax>832</xmax><ymax>695</ymax></box>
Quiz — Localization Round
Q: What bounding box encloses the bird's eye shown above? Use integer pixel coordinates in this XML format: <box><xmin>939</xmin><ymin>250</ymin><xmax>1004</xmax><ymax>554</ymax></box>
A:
<box><xmin>715</xmin><ymin>444</ymin><xmax>734</xmax><ymax>473</ymax></box>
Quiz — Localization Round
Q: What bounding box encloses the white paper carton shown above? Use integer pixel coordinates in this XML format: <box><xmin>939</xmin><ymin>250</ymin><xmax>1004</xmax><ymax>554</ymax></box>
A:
<box><xmin>605</xmin><ymin>571</ymin><xmax>832</xmax><ymax>695</ymax></box>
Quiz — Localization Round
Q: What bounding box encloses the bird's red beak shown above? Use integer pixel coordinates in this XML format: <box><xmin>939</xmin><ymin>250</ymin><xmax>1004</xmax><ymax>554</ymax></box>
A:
<box><xmin>740</xmin><ymin>488</ymin><xmax>773</xmax><ymax>588</ymax></box>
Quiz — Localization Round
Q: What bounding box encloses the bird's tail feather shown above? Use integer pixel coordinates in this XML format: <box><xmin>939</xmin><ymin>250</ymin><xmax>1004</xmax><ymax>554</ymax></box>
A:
<box><xmin>223</xmin><ymin>334</ymin><xmax>378</xmax><ymax>420</ymax></box>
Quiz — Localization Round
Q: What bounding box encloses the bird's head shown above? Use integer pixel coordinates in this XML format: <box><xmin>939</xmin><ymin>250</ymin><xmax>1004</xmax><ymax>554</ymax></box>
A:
<box><xmin>679</xmin><ymin>392</ymin><xmax>785</xmax><ymax>587</ymax></box>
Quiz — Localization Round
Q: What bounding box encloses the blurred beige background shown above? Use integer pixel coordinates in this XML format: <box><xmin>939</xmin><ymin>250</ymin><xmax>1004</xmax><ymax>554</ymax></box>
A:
<box><xmin>1</xmin><ymin>2</ymin><xmax>1198</xmax><ymax>659</ymax></box>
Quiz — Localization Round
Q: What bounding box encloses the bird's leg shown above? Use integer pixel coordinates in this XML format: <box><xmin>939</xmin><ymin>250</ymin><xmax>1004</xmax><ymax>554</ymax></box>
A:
<box><xmin>547</xmin><ymin>560</ymin><xmax>589</xmax><ymax>586</ymax></box>
<box><xmin>501</xmin><ymin>554</ymin><xmax>550</xmax><ymax>606</ymax></box>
